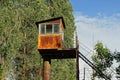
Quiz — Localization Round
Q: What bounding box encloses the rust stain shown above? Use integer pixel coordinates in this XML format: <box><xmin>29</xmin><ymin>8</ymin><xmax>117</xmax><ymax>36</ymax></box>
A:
<box><xmin>38</xmin><ymin>34</ymin><xmax>63</xmax><ymax>49</ymax></box>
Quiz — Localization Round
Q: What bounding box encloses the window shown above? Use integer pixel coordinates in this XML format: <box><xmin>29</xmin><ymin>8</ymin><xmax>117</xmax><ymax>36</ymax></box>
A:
<box><xmin>40</xmin><ymin>24</ymin><xmax>45</xmax><ymax>34</ymax></box>
<box><xmin>54</xmin><ymin>24</ymin><xmax>60</xmax><ymax>33</ymax></box>
<box><xmin>46</xmin><ymin>24</ymin><xmax>52</xmax><ymax>34</ymax></box>
<box><xmin>39</xmin><ymin>24</ymin><xmax>60</xmax><ymax>34</ymax></box>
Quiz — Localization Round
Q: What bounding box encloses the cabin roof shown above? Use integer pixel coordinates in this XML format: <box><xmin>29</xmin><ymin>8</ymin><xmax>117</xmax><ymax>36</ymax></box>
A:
<box><xmin>35</xmin><ymin>17</ymin><xmax>65</xmax><ymax>29</ymax></box>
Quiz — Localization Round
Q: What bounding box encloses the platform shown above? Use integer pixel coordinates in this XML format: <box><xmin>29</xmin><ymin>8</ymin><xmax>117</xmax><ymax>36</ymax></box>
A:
<box><xmin>38</xmin><ymin>48</ymin><xmax>77</xmax><ymax>59</ymax></box>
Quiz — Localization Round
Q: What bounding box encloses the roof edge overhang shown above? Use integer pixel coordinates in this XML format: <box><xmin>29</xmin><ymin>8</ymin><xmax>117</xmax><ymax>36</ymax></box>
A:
<box><xmin>35</xmin><ymin>17</ymin><xmax>66</xmax><ymax>29</ymax></box>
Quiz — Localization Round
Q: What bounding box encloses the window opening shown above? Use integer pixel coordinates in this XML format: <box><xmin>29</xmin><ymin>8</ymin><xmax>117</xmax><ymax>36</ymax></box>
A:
<box><xmin>39</xmin><ymin>24</ymin><xmax>60</xmax><ymax>34</ymax></box>
<box><xmin>46</xmin><ymin>24</ymin><xmax>52</xmax><ymax>34</ymax></box>
<box><xmin>54</xmin><ymin>24</ymin><xmax>60</xmax><ymax>33</ymax></box>
<box><xmin>40</xmin><ymin>24</ymin><xmax>45</xmax><ymax>34</ymax></box>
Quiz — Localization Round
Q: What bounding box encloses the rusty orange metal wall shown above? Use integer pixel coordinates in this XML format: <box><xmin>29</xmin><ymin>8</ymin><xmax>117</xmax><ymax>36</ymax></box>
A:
<box><xmin>38</xmin><ymin>34</ymin><xmax>63</xmax><ymax>49</ymax></box>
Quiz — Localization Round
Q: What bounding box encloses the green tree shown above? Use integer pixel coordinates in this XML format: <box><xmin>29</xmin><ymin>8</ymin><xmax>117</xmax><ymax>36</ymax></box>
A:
<box><xmin>0</xmin><ymin>0</ymin><xmax>76</xmax><ymax>79</ymax></box>
<box><xmin>0</xmin><ymin>1</ymin><xmax>24</xmax><ymax>79</ymax></box>
<box><xmin>0</xmin><ymin>64</ymin><xmax>3</xmax><ymax>79</ymax></box>
<box><xmin>114</xmin><ymin>51</ymin><xmax>120</xmax><ymax>79</ymax></box>
<box><xmin>11</xmin><ymin>0</ymin><xmax>50</xmax><ymax>79</ymax></box>
<box><xmin>0</xmin><ymin>0</ymin><xmax>50</xmax><ymax>79</ymax></box>
<box><xmin>92</xmin><ymin>42</ymin><xmax>113</xmax><ymax>79</ymax></box>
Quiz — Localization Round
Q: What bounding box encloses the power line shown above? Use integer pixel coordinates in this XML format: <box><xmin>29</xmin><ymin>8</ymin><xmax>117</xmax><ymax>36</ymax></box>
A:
<box><xmin>79</xmin><ymin>41</ymin><xmax>116</xmax><ymax>77</ymax></box>
<box><xmin>78</xmin><ymin>51</ymin><xmax>111</xmax><ymax>80</ymax></box>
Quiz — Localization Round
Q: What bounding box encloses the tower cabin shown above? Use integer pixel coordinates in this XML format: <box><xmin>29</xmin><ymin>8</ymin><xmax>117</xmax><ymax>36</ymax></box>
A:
<box><xmin>36</xmin><ymin>17</ymin><xmax>65</xmax><ymax>50</ymax></box>
<box><xmin>36</xmin><ymin>17</ymin><xmax>76</xmax><ymax>59</ymax></box>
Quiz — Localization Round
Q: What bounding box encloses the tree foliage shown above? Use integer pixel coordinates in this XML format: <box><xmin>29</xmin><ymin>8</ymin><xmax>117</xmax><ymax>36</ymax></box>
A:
<box><xmin>92</xmin><ymin>42</ymin><xmax>113</xmax><ymax>79</ymax></box>
<box><xmin>0</xmin><ymin>0</ymin><xmax>49</xmax><ymax>79</ymax></box>
<box><xmin>114</xmin><ymin>51</ymin><xmax>120</xmax><ymax>79</ymax></box>
<box><xmin>0</xmin><ymin>0</ymin><xmax>76</xmax><ymax>80</ymax></box>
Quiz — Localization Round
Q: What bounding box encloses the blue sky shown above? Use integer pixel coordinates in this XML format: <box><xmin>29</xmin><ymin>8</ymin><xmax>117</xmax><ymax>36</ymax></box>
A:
<box><xmin>70</xmin><ymin>0</ymin><xmax>120</xmax><ymax>17</ymax></box>
<box><xmin>69</xmin><ymin>0</ymin><xmax>120</xmax><ymax>51</ymax></box>
<box><xmin>69</xmin><ymin>1</ymin><xmax>120</xmax><ymax>80</ymax></box>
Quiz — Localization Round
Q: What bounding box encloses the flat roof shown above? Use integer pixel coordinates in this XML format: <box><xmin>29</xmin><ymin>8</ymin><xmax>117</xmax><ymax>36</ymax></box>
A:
<box><xmin>35</xmin><ymin>17</ymin><xmax>65</xmax><ymax>29</ymax></box>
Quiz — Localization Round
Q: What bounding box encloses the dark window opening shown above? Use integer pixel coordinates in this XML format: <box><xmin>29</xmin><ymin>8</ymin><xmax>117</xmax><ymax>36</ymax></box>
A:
<box><xmin>54</xmin><ymin>24</ymin><xmax>60</xmax><ymax>33</ymax></box>
<box><xmin>46</xmin><ymin>24</ymin><xmax>52</xmax><ymax>34</ymax></box>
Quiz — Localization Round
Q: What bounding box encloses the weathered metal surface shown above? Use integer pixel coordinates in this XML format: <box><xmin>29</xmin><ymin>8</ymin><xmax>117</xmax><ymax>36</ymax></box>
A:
<box><xmin>38</xmin><ymin>34</ymin><xmax>63</xmax><ymax>49</ymax></box>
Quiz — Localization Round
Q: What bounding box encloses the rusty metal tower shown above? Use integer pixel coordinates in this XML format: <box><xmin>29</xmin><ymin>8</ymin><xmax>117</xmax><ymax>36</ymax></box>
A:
<box><xmin>36</xmin><ymin>17</ymin><xmax>79</xmax><ymax>80</ymax></box>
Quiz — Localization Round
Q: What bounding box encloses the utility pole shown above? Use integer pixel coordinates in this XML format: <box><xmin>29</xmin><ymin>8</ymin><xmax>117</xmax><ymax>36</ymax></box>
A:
<box><xmin>43</xmin><ymin>57</ymin><xmax>51</xmax><ymax>80</ymax></box>
<box><xmin>83</xmin><ymin>67</ymin><xmax>85</xmax><ymax>80</ymax></box>
<box><xmin>76</xmin><ymin>32</ymin><xmax>79</xmax><ymax>80</ymax></box>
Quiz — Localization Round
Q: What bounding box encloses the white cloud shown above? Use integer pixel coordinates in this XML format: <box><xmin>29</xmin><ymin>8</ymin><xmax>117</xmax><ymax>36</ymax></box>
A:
<box><xmin>75</xmin><ymin>14</ymin><xmax>120</xmax><ymax>80</ymax></box>
<box><xmin>75</xmin><ymin>13</ymin><xmax>120</xmax><ymax>51</ymax></box>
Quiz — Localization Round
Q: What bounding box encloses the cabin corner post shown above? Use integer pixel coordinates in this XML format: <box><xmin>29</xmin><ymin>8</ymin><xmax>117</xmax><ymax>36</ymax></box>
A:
<box><xmin>43</xmin><ymin>56</ymin><xmax>51</xmax><ymax>80</ymax></box>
